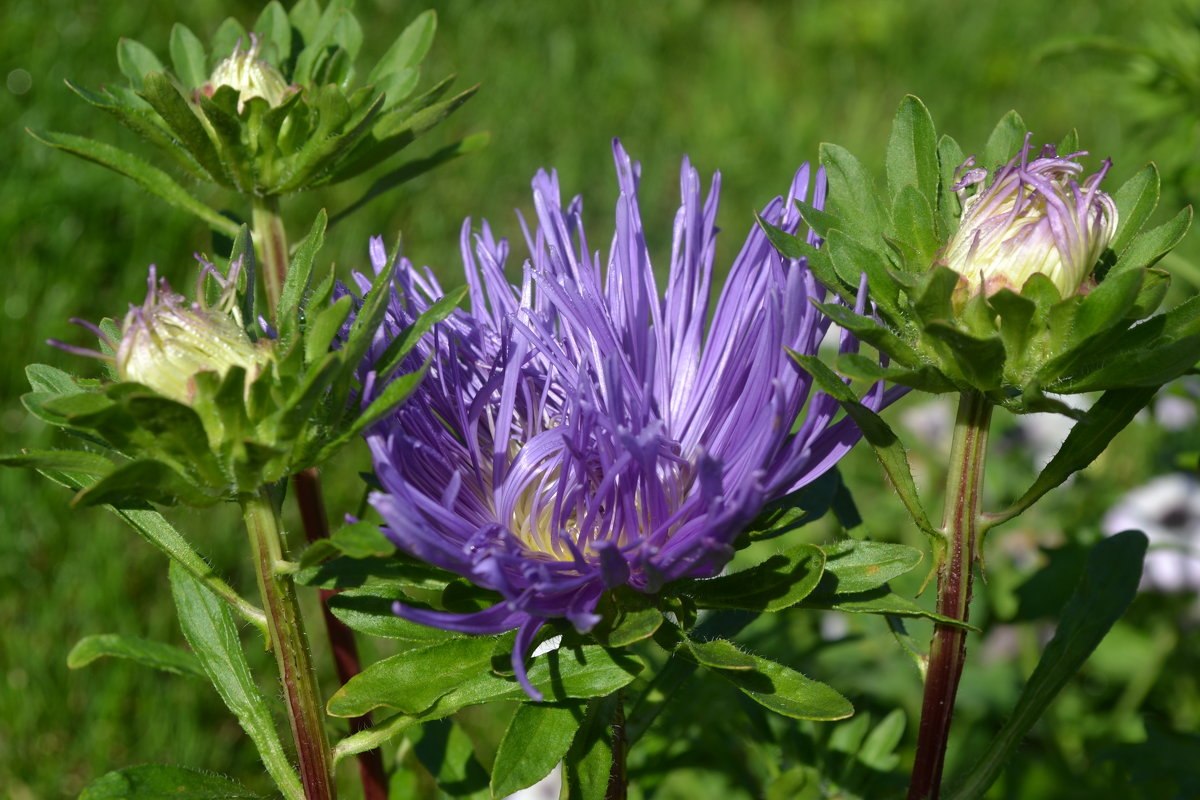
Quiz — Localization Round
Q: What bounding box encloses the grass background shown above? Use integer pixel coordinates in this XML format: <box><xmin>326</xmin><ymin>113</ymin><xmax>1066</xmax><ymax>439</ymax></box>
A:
<box><xmin>2</xmin><ymin>1</ymin><xmax>1200</xmax><ymax>797</ymax></box>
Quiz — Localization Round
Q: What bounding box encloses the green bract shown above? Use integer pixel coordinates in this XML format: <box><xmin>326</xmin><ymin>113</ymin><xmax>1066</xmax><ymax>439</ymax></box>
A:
<box><xmin>762</xmin><ymin>96</ymin><xmax>1200</xmax><ymax>416</ymax></box>
<box><xmin>28</xmin><ymin>0</ymin><xmax>481</xmax><ymax>237</ymax></box>
<box><xmin>13</xmin><ymin>215</ymin><xmax>458</xmax><ymax>507</ymax></box>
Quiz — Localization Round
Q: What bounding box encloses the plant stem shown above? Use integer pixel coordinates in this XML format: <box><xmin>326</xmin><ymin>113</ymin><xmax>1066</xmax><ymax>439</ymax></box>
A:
<box><xmin>294</xmin><ymin>467</ymin><xmax>388</xmax><ymax>800</ymax></box>
<box><xmin>243</xmin><ymin>487</ymin><xmax>337</xmax><ymax>800</ymax></box>
<box><xmin>604</xmin><ymin>690</ymin><xmax>628</xmax><ymax>800</ymax></box>
<box><xmin>251</xmin><ymin>196</ymin><xmax>289</xmax><ymax>314</ymax></box>
<box><xmin>251</xmin><ymin>200</ymin><xmax>387</xmax><ymax>798</ymax></box>
<box><xmin>907</xmin><ymin>390</ymin><xmax>992</xmax><ymax>800</ymax></box>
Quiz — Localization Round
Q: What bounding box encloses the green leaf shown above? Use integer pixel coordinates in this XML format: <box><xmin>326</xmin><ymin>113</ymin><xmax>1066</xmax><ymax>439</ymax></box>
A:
<box><xmin>26</xmin><ymin>129</ymin><xmax>240</xmax><ymax>238</ymax></box>
<box><xmin>995</xmin><ymin>387</ymin><xmax>1158</xmax><ymax>527</ymax></box>
<box><xmin>376</xmin><ymin>67</ymin><xmax>420</xmax><ymax>110</ymax></box>
<box><xmin>491</xmin><ymin>702</ymin><xmax>582</xmax><ymax>798</ymax></box>
<box><xmin>1110</xmin><ymin>164</ymin><xmax>1160</xmax><ymax>256</ymax></box>
<box><xmin>327</xmin><ymin>589</ymin><xmax>460</xmax><ymax>641</ymax></box>
<box><xmin>254</xmin><ymin>2</ymin><xmax>293</xmax><ymax>65</ymax></box>
<box><xmin>116</xmin><ymin>38</ymin><xmax>165</xmax><ymax>90</ymax></box>
<box><xmin>686</xmin><ymin>637</ymin><xmax>758</xmax><ymax>670</ymax></box>
<box><xmin>819</xmin><ymin>142</ymin><xmax>886</xmax><ymax>242</ymax></box>
<box><xmin>744</xmin><ymin>469</ymin><xmax>845</xmax><ymax>543</ymax></box>
<box><xmin>708</xmin><ymin>649</ymin><xmax>853</xmax><ymax>721</ymax></box>
<box><xmin>935</xmin><ymin>134</ymin><xmax>965</xmax><ymax>238</ymax></box>
<box><xmin>73</xmin><ymin>459</ymin><xmax>223</xmax><ymax>507</ymax></box>
<box><xmin>980</xmin><ymin>110</ymin><xmax>1027</xmax><ymax>171</ymax></box>
<box><xmin>330</xmin><ymin>133</ymin><xmax>489</xmax><ymax>218</ymax></box>
<box><xmin>140</xmin><ymin>72</ymin><xmax>225</xmax><ymax>183</ymax></box>
<box><xmin>169</xmin><ymin>563</ymin><xmax>304</xmax><ymax>800</ymax></box>
<box><xmin>67</xmin><ymin>633</ymin><xmax>204</xmax><ymax>678</ymax></box>
<box><xmin>889</xmin><ymin>185</ymin><xmax>941</xmax><ymax>267</ymax></box>
<box><xmin>79</xmin><ymin>765</ymin><xmax>263</xmax><ymax>799</ymax></box>
<box><xmin>589</xmin><ymin>591</ymin><xmax>663</xmax><ymax>648</ymax></box>
<box><xmin>299</xmin><ymin>520</ymin><xmax>395</xmax><ymax>568</ymax></box>
<box><xmin>277</xmin><ymin>210</ymin><xmax>328</xmax><ymax>348</ymax></box>
<box><xmin>210</xmin><ymin>17</ymin><xmax>249</xmax><ymax>67</ymax></box>
<box><xmin>790</xmin><ymin>352</ymin><xmax>937</xmax><ymax>536</ymax></box>
<box><xmin>923</xmin><ymin>322</ymin><xmax>1005</xmax><ymax>390</ymax></box>
<box><xmin>564</xmin><ymin>695</ymin><xmax>618</xmax><ymax>800</ymax></box>
<box><xmin>328</xmin><ymin>639</ymin><xmax>641</xmax><ymax>719</ymax></box>
<box><xmin>819</xmin><ymin>540</ymin><xmax>924</xmax><ymax>594</ymax></box>
<box><xmin>804</xmin><ymin>586</ymin><xmax>976</xmax><ymax>629</ymax></box>
<box><xmin>681</xmin><ymin>543</ymin><xmax>825</xmax><ymax>612</ymax></box>
<box><xmin>168</xmin><ymin>24</ymin><xmax>208</xmax><ymax>88</ymax></box>
<box><xmin>886</xmin><ymin>95</ymin><xmax>939</xmax><ymax>203</ymax></box>
<box><xmin>826</xmin><ymin>229</ymin><xmax>903</xmax><ymax>318</ymax></box>
<box><xmin>947</xmin><ymin>532</ymin><xmax>1147</xmax><ymax>800</ymax></box>
<box><xmin>26</xmin><ymin>363</ymin><xmax>83</xmax><ymax>395</ymax></box>
<box><xmin>305</xmin><ymin>293</ymin><xmax>354</xmax><ymax>364</ymax></box>
<box><xmin>369</xmin><ymin>9</ymin><xmax>437</xmax><ymax>84</ymax></box>
<box><xmin>1110</xmin><ymin>205</ymin><xmax>1192</xmax><ymax>274</ymax></box>
<box><xmin>0</xmin><ymin>449</ymin><xmax>114</xmax><ymax>476</ymax></box>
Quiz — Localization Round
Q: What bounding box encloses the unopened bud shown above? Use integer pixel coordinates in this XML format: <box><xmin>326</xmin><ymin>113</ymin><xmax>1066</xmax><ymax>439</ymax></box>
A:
<box><xmin>204</xmin><ymin>34</ymin><xmax>292</xmax><ymax>113</ymax></box>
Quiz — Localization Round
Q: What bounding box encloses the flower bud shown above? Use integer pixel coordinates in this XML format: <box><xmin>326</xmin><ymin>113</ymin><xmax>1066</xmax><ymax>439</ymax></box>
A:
<box><xmin>204</xmin><ymin>34</ymin><xmax>292</xmax><ymax>113</ymax></box>
<box><xmin>116</xmin><ymin>263</ymin><xmax>273</xmax><ymax>405</ymax></box>
<box><xmin>939</xmin><ymin>136</ymin><xmax>1118</xmax><ymax>298</ymax></box>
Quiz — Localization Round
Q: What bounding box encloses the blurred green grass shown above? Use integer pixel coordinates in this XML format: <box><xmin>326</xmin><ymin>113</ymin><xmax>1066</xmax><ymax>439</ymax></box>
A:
<box><xmin>3</xmin><ymin>1</ymin><xmax>1199</xmax><ymax>797</ymax></box>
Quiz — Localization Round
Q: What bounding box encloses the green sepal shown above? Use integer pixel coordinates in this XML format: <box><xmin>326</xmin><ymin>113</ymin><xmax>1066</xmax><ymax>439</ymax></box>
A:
<box><xmin>935</xmin><ymin>134</ymin><xmax>965</xmax><ymax>238</ymax></box>
<box><xmin>168</xmin><ymin>23</ymin><xmax>209</xmax><ymax>88</ymax></box>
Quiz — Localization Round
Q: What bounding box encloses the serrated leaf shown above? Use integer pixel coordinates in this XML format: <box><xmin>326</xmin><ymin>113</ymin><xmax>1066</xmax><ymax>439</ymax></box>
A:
<box><xmin>491</xmin><ymin>703</ymin><xmax>581</xmax><ymax>798</ymax></box>
<box><xmin>981</xmin><ymin>110</ymin><xmax>1027</xmax><ymax>171</ymax></box>
<box><xmin>67</xmin><ymin>633</ymin><xmax>204</xmax><ymax>678</ymax></box>
<box><xmin>79</xmin><ymin>765</ymin><xmax>263</xmax><ymax>799</ymax></box>
<box><xmin>116</xmin><ymin>38</ymin><xmax>164</xmax><ymax>90</ymax></box>
<box><xmin>681</xmin><ymin>543</ymin><xmax>825</xmax><ymax>612</ymax></box>
<box><xmin>886</xmin><ymin>95</ymin><xmax>939</xmax><ymax>203</ymax></box>
<box><xmin>948</xmin><ymin>532</ymin><xmax>1147</xmax><ymax>800</ymax></box>
<box><xmin>168</xmin><ymin>24</ymin><xmax>208</xmax><ymax>88</ymax></box>
<box><xmin>169</xmin><ymin>563</ymin><xmax>303</xmax><ymax>800</ymax></box>
<box><xmin>27</xmin><ymin>129</ymin><xmax>240</xmax><ymax>237</ymax></box>
<box><xmin>1110</xmin><ymin>164</ymin><xmax>1160</xmax><ymax>256</ymax></box>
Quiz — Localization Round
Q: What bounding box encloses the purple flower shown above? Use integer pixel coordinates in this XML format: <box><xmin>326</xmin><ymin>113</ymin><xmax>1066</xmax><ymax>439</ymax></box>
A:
<box><xmin>362</xmin><ymin>140</ymin><xmax>884</xmax><ymax>699</ymax></box>
<box><xmin>939</xmin><ymin>134</ymin><xmax>1118</xmax><ymax>298</ymax></box>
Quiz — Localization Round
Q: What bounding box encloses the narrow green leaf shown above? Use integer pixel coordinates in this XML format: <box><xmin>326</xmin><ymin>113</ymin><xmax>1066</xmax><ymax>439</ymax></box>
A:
<box><xmin>681</xmin><ymin>543</ymin><xmax>825</xmax><ymax>612</ymax></box>
<box><xmin>305</xmin><ymin>293</ymin><xmax>354</xmax><ymax>364</ymax></box>
<box><xmin>947</xmin><ymin>532</ymin><xmax>1147</xmax><ymax>800</ymax></box>
<box><xmin>492</xmin><ymin>703</ymin><xmax>581</xmax><ymax>798</ymax></box>
<box><xmin>169</xmin><ymin>563</ymin><xmax>304</xmax><ymax>800</ymax></box>
<box><xmin>277</xmin><ymin>209</ymin><xmax>328</xmax><ymax>348</ymax></box>
<box><xmin>254</xmin><ymin>2</ymin><xmax>293</xmax><ymax>65</ymax></box>
<box><xmin>332</xmin><ymin>713</ymin><xmax>416</xmax><ymax>764</ymax></box>
<box><xmin>790</xmin><ymin>352</ymin><xmax>937</xmax><ymax>536</ymax></box>
<box><xmin>858</xmin><ymin>709</ymin><xmax>907</xmax><ymax>771</ymax></box>
<box><xmin>711</xmin><ymin>651</ymin><xmax>853</xmax><ymax>721</ymax></box>
<box><xmin>26</xmin><ymin>129</ymin><xmax>240</xmax><ymax>237</ymax></box>
<box><xmin>819</xmin><ymin>540</ymin><xmax>924</xmax><ymax>594</ymax></box>
<box><xmin>886</xmin><ymin>95</ymin><xmax>939</xmax><ymax>202</ymax></box>
<box><xmin>1110</xmin><ymin>205</ymin><xmax>1193</xmax><ymax>274</ymax></box>
<box><xmin>935</xmin><ymin>134</ymin><xmax>965</xmax><ymax>239</ymax></box>
<box><xmin>73</xmin><ymin>459</ymin><xmax>222</xmax><ymax>507</ymax></box>
<box><xmin>1110</xmin><ymin>164</ymin><xmax>1160</xmax><ymax>256</ymax></box>
<box><xmin>168</xmin><ymin>24</ymin><xmax>208</xmax><ymax>88</ymax></box>
<box><xmin>980</xmin><ymin>110</ymin><xmax>1027</xmax><ymax>171</ymax></box>
<box><xmin>376</xmin><ymin>67</ymin><xmax>420</xmax><ymax>110</ymax></box>
<box><xmin>330</xmin><ymin>133</ymin><xmax>489</xmax><ymax>218</ymax></box>
<box><xmin>889</xmin><ymin>185</ymin><xmax>941</xmax><ymax>266</ymax></box>
<box><xmin>803</xmin><ymin>587</ymin><xmax>976</xmax><ymax>629</ymax></box>
<box><xmin>67</xmin><ymin>633</ymin><xmax>204</xmax><ymax>678</ymax></box>
<box><xmin>564</xmin><ymin>695</ymin><xmax>618</xmax><ymax>800</ymax></box>
<box><xmin>370</xmin><ymin>9</ymin><xmax>437</xmax><ymax>84</ymax></box>
<box><xmin>826</xmin><ymin>228</ymin><xmax>903</xmax><ymax>317</ymax></box>
<box><xmin>0</xmin><ymin>449</ymin><xmax>114</xmax><ymax>476</ymax></box>
<box><xmin>210</xmin><ymin>17</ymin><xmax>249</xmax><ymax>66</ymax></box>
<box><xmin>289</xmin><ymin>0</ymin><xmax>321</xmax><ymax>42</ymax></box>
<box><xmin>80</xmin><ymin>765</ymin><xmax>263</xmax><ymax>799</ymax></box>
<box><xmin>116</xmin><ymin>38</ymin><xmax>164</xmax><ymax>90</ymax></box>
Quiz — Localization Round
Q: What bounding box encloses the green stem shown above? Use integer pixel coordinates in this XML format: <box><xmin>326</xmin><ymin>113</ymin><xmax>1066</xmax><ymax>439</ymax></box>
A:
<box><xmin>251</xmin><ymin>196</ymin><xmax>289</xmax><ymax>315</ymax></box>
<box><xmin>907</xmin><ymin>390</ymin><xmax>992</xmax><ymax>800</ymax></box>
<box><xmin>604</xmin><ymin>690</ymin><xmax>628</xmax><ymax>800</ymax></box>
<box><xmin>243</xmin><ymin>488</ymin><xmax>337</xmax><ymax>800</ymax></box>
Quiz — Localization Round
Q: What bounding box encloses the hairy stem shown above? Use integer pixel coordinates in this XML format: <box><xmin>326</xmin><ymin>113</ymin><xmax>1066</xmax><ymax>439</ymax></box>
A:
<box><xmin>251</xmin><ymin>196</ymin><xmax>289</xmax><ymax>314</ymax></box>
<box><xmin>243</xmin><ymin>488</ymin><xmax>337</xmax><ymax>800</ymax></box>
<box><xmin>907</xmin><ymin>390</ymin><xmax>992</xmax><ymax>800</ymax></box>
<box><xmin>294</xmin><ymin>467</ymin><xmax>387</xmax><ymax>800</ymax></box>
<box><xmin>605</xmin><ymin>690</ymin><xmax>628</xmax><ymax>800</ymax></box>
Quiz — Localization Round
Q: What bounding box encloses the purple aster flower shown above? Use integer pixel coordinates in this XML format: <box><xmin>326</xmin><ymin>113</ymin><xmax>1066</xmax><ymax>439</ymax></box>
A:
<box><xmin>939</xmin><ymin>134</ymin><xmax>1118</xmax><ymax>298</ymax></box>
<box><xmin>361</xmin><ymin>140</ymin><xmax>885</xmax><ymax>699</ymax></box>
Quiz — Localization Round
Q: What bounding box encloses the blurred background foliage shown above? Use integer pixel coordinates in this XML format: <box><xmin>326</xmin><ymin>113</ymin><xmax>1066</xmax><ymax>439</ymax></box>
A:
<box><xmin>3</xmin><ymin>1</ymin><xmax>1200</xmax><ymax>797</ymax></box>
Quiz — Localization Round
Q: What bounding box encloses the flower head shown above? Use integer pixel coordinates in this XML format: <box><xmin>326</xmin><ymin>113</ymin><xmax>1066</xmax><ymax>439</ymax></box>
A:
<box><xmin>940</xmin><ymin>135</ymin><xmax>1118</xmax><ymax>297</ymax></box>
<box><xmin>204</xmin><ymin>34</ymin><xmax>292</xmax><ymax>113</ymax></box>
<box><xmin>55</xmin><ymin>259</ymin><xmax>273</xmax><ymax>406</ymax></box>
<box><xmin>361</xmin><ymin>141</ymin><xmax>884</xmax><ymax>698</ymax></box>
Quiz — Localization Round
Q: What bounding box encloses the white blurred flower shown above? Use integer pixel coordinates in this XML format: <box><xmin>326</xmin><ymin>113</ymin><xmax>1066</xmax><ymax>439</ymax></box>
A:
<box><xmin>1103</xmin><ymin>473</ymin><xmax>1200</xmax><ymax>592</ymax></box>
